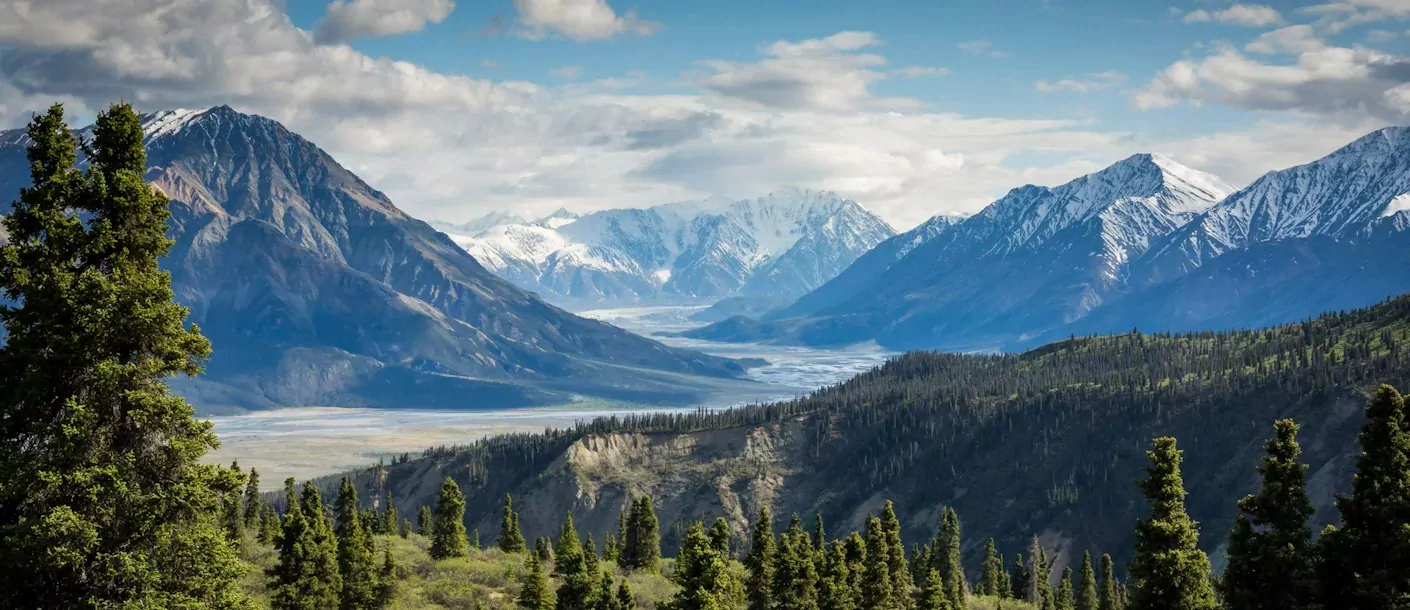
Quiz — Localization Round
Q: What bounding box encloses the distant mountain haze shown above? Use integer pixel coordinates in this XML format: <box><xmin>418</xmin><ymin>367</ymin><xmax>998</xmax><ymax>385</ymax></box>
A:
<box><xmin>0</xmin><ymin>107</ymin><xmax>751</xmax><ymax>413</ymax></box>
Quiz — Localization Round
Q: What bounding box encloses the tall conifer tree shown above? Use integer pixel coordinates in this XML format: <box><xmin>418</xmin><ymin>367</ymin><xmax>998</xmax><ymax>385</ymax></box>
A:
<box><xmin>1221</xmin><ymin>419</ymin><xmax>1315</xmax><ymax>610</ymax></box>
<box><xmin>519</xmin><ymin>552</ymin><xmax>554</xmax><ymax>610</ymax></box>
<box><xmin>746</xmin><ymin>505</ymin><xmax>776</xmax><ymax>610</ymax></box>
<box><xmin>979</xmin><ymin>538</ymin><xmax>1002</xmax><ymax>597</ymax></box>
<box><xmin>501</xmin><ymin>494</ymin><xmax>527</xmax><ymax>552</ymax></box>
<box><xmin>334</xmin><ymin>478</ymin><xmax>379</xmax><ymax>610</ymax></box>
<box><xmin>862</xmin><ymin>517</ymin><xmax>897</xmax><ymax>610</ymax></box>
<box><xmin>0</xmin><ymin>103</ymin><xmax>249</xmax><ymax>608</ymax></box>
<box><xmin>880</xmin><ymin>501</ymin><xmax>914</xmax><ymax>609</ymax></box>
<box><xmin>430</xmin><ymin>477</ymin><xmax>468</xmax><ymax>560</ymax></box>
<box><xmin>271</xmin><ymin>484</ymin><xmax>342</xmax><ymax>609</ymax></box>
<box><xmin>1097</xmin><ymin>555</ymin><xmax>1118</xmax><ymax>610</ymax></box>
<box><xmin>1128</xmin><ymin>437</ymin><xmax>1217</xmax><ymax>610</ymax></box>
<box><xmin>665</xmin><ymin>521</ymin><xmax>744</xmax><ymax>610</ymax></box>
<box><xmin>773</xmin><ymin>516</ymin><xmax>819</xmax><ymax>610</ymax></box>
<box><xmin>1076</xmin><ymin>551</ymin><xmax>1098</xmax><ymax>610</ymax></box>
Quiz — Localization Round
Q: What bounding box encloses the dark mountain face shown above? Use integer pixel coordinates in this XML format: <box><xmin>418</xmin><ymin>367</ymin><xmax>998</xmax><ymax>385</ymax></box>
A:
<box><xmin>0</xmin><ymin>106</ymin><xmax>747</xmax><ymax>413</ymax></box>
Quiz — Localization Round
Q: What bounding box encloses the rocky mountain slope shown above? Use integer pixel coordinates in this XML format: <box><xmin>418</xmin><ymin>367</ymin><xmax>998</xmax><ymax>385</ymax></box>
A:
<box><xmin>328</xmin><ymin>295</ymin><xmax>1410</xmax><ymax>578</ymax></box>
<box><xmin>441</xmin><ymin>190</ymin><xmax>895</xmax><ymax>308</ymax></box>
<box><xmin>0</xmin><ymin>107</ymin><xmax>749</xmax><ymax>413</ymax></box>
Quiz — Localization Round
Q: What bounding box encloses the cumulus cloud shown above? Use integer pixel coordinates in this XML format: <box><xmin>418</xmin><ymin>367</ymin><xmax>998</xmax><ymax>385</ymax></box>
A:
<box><xmin>314</xmin><ymin>0</ymin><xmax>455</xmax><ymax>43</ymax></box>
<box><xmin>1035</xmin><ymin>71</ymin><xmax>1126</xmax><ymax>94</ymax></box>
<box><xmin>1181</xmin><ymin>4</ymin><xmax>1284</xmax><ymax>27</ymax></box>
<box><xmin>1245</xmin><ymin>25</ymin><xmax>1326</xmax><ymax>54</ymax></box>
<box><xmin>692</xmin><ymin>31</ymin><xmax>908</xmax><ymax>111</ymax></box>
<box><xmin>513</xmin><ymin>0</ymin><xmax>659</xmax><ymax>42</ymax></box>
<box><xmin>1133</xmin><ymin>41</ymin><xmax>1410</xmax><ymax>122</ymax></box>
<box><xmin>1302</xmin><ymin>0</ymin><xmax>1410</xmax><ymax>34</ymax></box>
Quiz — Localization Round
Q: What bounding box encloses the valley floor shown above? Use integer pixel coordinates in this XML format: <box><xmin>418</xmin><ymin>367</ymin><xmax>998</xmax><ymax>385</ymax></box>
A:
<box><xmin>207</xmin><ymin>306</ymin><xmax>895</xmax><ymax>488</ymax></box>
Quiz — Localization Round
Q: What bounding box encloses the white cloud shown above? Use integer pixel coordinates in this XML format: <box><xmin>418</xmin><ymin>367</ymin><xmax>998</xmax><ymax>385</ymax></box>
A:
<box><xmin>1035</xmin><ymin>71</ymin><xmax>1126</xmax><ymax>94</ymax></box>
<box><xmin>513</xmin><ymin>0</ymin><xmax>659</xmax><ymax>42</ymax></box>
<box><xmin>692</xmin><ymin>31</ymin><xmax>908</xmax><ymax>111</ymax></box>
<box><xmin>1302</xmin><ymin>0</ymin><xmax>1410</xmax><ymax>33</ymax></box>
<box><xmin>1245</xmin><ymin>25</ymin><xmax>1326</xmax><ymax>54</ymax></box>
<box><xmin>957</xmin><ymin>40</ymin><xmax>1011</xmax><ymax>57</ymax></box>
<box><xmin>1181</xmin><ymin>3</ymin><xmax>1284</xmax><ymax>27</ymax></box>
<box><xmin>1133</xmin><ymin>41</ymin><xmax>1410</xmax><ymax>122</ymax></box>
<box><xmin>1367</xmin><ymin>28</ymin><xmax>1401</xmax><ymax>43</ymax></box>
<box><xmin>314</xmin><ymin>0</ymin><xmax>455</xmax><ymax>43</ymax></box>
<box><xmin>551</xmin><ymin>65</ymin><xmax>583</xmax><ymax>79</ymax></box>
<box><xmin>893</xmin><ymin>66</ymin><xmax>951</xmax><ymax>78</ymax></box>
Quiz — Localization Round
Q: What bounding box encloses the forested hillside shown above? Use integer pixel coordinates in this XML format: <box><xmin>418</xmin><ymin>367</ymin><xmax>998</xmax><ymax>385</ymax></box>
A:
<box><xmin>329</xmin><ymin>294</ymin><xmax>1410</xmax><ymax>578</ymax></box>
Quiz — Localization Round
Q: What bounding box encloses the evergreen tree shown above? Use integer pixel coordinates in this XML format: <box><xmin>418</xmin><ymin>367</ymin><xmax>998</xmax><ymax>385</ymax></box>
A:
<box><xmin>334</xmin><ymin>478</ymin><xmax>379</xmax><ymax>610</ymax></box>
<box><xmin>595</xmin><ymin>571</ymin><xmax>616</xmax><ymax>610</ymax></box>
<box><xmin>1317</xmin><ymin>385</ymin><xmax>1410</xmax><ymax>610</ymax></box>
<box><xmin>1220</xmin><ymin>419</ymin><xmax>1315</xmax><ymax>610</ymax></box>
<box><xmin>819</xmin><ymin>540</ymin><xmax>858</xmax><ymax>610</ymax></box>
<box><xmin>745</xmin><ymin>505</ymin><xmax>777</xmax><ymax>610</ymax></box>
<box><xmin>934</xmin><ymin>507</ymin><xmax>964</xmax><ymax>609</ymax></box>
<box><xmin>1056</xmin><ymin>568</ymin><xmax>1074</xmax><ymax>610</ymax></box>
<box><xmin>1098</xmin><ymin>555</ymin><xmax>1118</xmax><ymax>610</ymax></box>
<box><xmin>430</xmin><ymin>477</ymin><xmax>469</xmax><ymax>560</ymax></box>
<box><xmin>615</xmin><ymin>579</ymin><xmax>637</xmax><ymax>610</ymax></box>
<box><xmin>1026</xmin><ymin>539</ymin><xmax>1044</xmax><ymax>608</ymax></box>
<box><xmin>773</xmin><ymin>516</ymin><xmax>819</xmax><ymax>610</ymax></box>
<box><xmin>283</xmin><ymin>478</ymin><xmax>298</xmax><ymax>515</ymax></box>
<box><xmin>519</xmin><ymin>551</ymin><xmax>555</xmax><ymax>610</ymax></box>
<box><xmin>554</xmin><ymin>513</ymin><xmax>598</xmax><ymax>610</ymax></box>
<box><xmin>998</xmin><ymin>554</ymin><xmax>1012</xmax><ymax>600</ymax></box>
<box><xmin>862</xmin><ymin>517</ymin><xmax>897</xmax><ymax>610</ymax></box>
<box><xmin>604</xmin><ymin>533</ymin><xmax>619</xmax><ymax>562</ymax></box>
<box><xmin>471</xmin><ymin>528</ymin><xmax>481</xmax><ymax>550</ymax></box>
<box><xmin>880</xmin><ymin>501</ymin><xmax>914</xmax><ymax>609</ymax></box>
<box><xmin>418</xmin><ymin>506</ymin><xmax>433</xmax><ymax>537</ymax></box>
<box><xmin>271</xmin><ymin>484</ymin><xmax>342</xmax><ymax>610</ymax></box>
<box><xmin>815</xmin><ymin>514</ymin><xmax>828</xmax><ymax>551</ymax></box>
<box><xmin>1128</xmin><ymin>437</ymin><xmax>1217</xmax><ymax>610</ymax></box>
<box><xmin>400</xmin><ymin>518</ymin><xmax>411</xmax><ymax>539</ymax></box>
<box><xmin>1076</xmin><ymin>551</ymin><xmax>1098</xmax><ymax>610</ymax></box>
<box><xmin>665</xmin><ymin>521</ymin><xmax>744</xmax><ymax>610</ymax></box>
<box><xmin>917</xmin><ymin>568</ymin><xmax>950</xmax><ymax>610</ymax></box>
<box><xmin>378</xmin><ymin>544</ymin><xmax>399</xmax><ymax>607</ymax></box>
<box><xmin>980</xmin><ymin>538</ymin><xmax>1003</xmax><ymax>597</ymax></box>
<box><xmin>624</xmin><ymin>495</ymin><xmax>661</xmax><ymax>573</ymax></box>
<box><xmin>1011</xmin><ymin>554</ymin><xmax>1027</xmax><ymax>601</ymax></box>
<box><xmin>223</xmin><ymin>461</ymin><xmax>247</xmax><ymax>542</ymax></box>
<box><xmin>0</xmin><ymin>103</ymin><xmax>252</xmax><ymax>607</ymax></box>
<box><xmin>381</xmin><ymin>491</ymin><xmax>398</xmax><ymax>537</ymax></box>
<box><xmin>843</xmin><ymin>531</ymin><xmax>868</xmax><ymax>601</ymax></box>
<box><xmin>261</xmin><ymin>508</ymin><xmax>281</xmax><ymax>544</ymax></box>
<box><xmin>244</xmin><ymin>467</ymin><xmax>264</xmax><ymax>531</ymax></box>
<box><xmin>711</xmin><ymin>517</ymin><xmax>733</xmax><ymax>557</ymax></box>
<box><xmin>1041</xmin><ymin>549</ymin><xmax>1055</xmax><ymax>610</ymax></box>
<box><xmin>501</xmin><ymin>494</ymin><xmax>527</xmax><ymax>553</ymax></box>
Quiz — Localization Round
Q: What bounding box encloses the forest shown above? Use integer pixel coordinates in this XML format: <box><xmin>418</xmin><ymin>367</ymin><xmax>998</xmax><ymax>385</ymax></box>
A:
<box><xmin>3</xmin><ymin>102</ymin><xmax>1410</xmax><ymax>609</ymax></box>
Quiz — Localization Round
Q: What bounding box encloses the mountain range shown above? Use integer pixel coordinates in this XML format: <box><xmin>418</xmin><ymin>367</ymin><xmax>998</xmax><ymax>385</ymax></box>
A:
<box><xmin>684</xmin><ymin>131</ymin><xmax>1410</xmax><ymax>350</ymax></box>
<box><xmin>0</xmin><ymin>107</ymin><xmax>753</xmax><ymax>413</ymax></box>
<box><xmin>436</xmin><ymin>190</ymin><xmax>895</xmax><ymax>310</ymax></box>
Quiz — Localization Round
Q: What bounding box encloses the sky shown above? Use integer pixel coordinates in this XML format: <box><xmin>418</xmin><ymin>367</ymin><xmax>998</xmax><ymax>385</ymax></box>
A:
<box><xmin>1</xmin><ymin>0</ymin><xmax>1409</xmax><ymax>229</ymax></box>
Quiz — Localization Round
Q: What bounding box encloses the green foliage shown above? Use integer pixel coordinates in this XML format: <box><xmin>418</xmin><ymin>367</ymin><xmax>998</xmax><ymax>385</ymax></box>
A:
<box><xmin>1097</xmin><ymin>554</ymin><xmax>1118</xmax><ymax>610</ymax></box>
<box><xmin>933</xmin><ymin>507</ymin><xmax>965</xmax><ymax>609</ymax></box>
<box><xmin>418</xmin><ymin>506</ymin><xmax>433</xmax><ymax>537</ymax></box>
<box><xmin>246</xmin><ymin>468</ymin><xmax>266</xmax><ymax>532</ymax></box>
<box><xmin>621</xmin><ymin>495</ymin><xmax>661</xmax><ymax>573</ymax></box>
<box><xmin>271</xmin><ymin>484</ymin><xmax>342</xmax><ymax>609</ymax></box>
<box><xmin>917</xmin><ymin>568</ymin><xmax>950</xmax><ymax>610</ymax></box>
<box><xmin>430</xmin><ymin>478</ymin><xmax>469</xmax><ymax>560</ymax></box>
<box><xmin>335</xmin><ymin>478</ymin><xmax>381</xmax><ymax>610</ymax></box>
<box><xmin>862</xmin><ymin>517</ymin><xmax>897</xmax><ymax>610</ymax></box>
<box><xmin>554</xmin><ymin>513</ymin><xmax>598</xmax><ymax>610</ymax></box>
<box><xmin>773</xmin><ymin>515</ymin><xmax>819</xmax><ymax>610</ymax></box>
<box><xmin>501</xmin><ymin>494</ymin><xmax>527</xmax><ymax>553</ymax></box>
<box><xmin>1076</xmin><ymin>552</ymin><xmax>1098</xmax><ymax>610</ymax></box>
<box><xmin>519</xmin><ymin>551</ymin><xmax>555</xmax><ymax>610</ymax></box>
<box><xmin>745</xmin><ymin>505</ymin><xmax>776</xmax><ymax>610</ymax></box>
<box><xmin>711</xmin><ymin>517</ymin><xmax>733</xmax><ymax>557</ymax></box>
<box><xmin>1010</xmin><ymin>555</ymin><xmax>1027</xmax><ymax>601</ymax></box>
<box><xmin>225</xmin><ymin>461</ymin><xmax>249</xmax><ymax>542</ymax></box>
<box><xmin>1056</xmin><ymin>568</ymin><xmax>1074</xmax><ymax>610</ymax></box>
<box><xmin>1128</xmin><ymin>438</ymin><xmax>1217</xmax><ymax>610</ymax></box>
<box><xmin>665</xmin><ymin>521</ymin><xmax>744</xmax><ymax>610</ymax></box>
<box><xmin>1317</xmin><ymin>384</ymin><xmax>1410</xmax><ymax>610</ymax></box>
<box><xmin>0</xmin><ymin>102</ymin><xmax>251</xmax><ymax>608</ymax></box>
<box><xmin>979</xmin><ymin>538</ymin><xmax>1002</xmax><ymax>597</ymax></box>
<box><xmin>1220</xmin><ymin>419</ymin><xmax>1316</xmax><ymax>610</ymax></box>
<box><xmin>880</xmin><ymin>501</ymin><xmax>914</xmax><ymax>609</ymax></box>
<box><xmin>819</xmin><ymin>540</ymin><xmax>858</xmax><ymax>610</ymax></box>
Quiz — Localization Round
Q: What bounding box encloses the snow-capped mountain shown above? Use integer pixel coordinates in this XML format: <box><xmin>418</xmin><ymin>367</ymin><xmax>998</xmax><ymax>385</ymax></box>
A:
<box><xmin>441</xmin><ymin>189</ymin><xmax>896</xmax><ymax>307</ymax></box>
<box><xmin>686</xmin><ymin>154</ymin><xmax>1237</xmax><ymax>348</ymax></box>
<box><xmin>0</xmin><ymin>106</ymin><xmax>746</xmax><ymax>411</ymax></box>
<box><xmin>1136</xmin><ymin>126</ymin><xmax>1410</xmax><ymax>286</ymax></box>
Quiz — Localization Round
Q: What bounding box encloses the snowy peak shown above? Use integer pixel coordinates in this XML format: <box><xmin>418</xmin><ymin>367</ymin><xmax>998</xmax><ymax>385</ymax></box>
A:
<box><xmin>447</xmin><ymin>190</ymin><xmax>896</xmax><ymax>305</ymax></box>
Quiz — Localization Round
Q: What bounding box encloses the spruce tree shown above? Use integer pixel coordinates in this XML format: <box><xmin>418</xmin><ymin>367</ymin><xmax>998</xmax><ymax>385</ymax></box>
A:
<box><xmin>382</xmin><ymin>492</ymin><xmax>398</xmax><ymax>537</ymax></box>
<box><xmin>418</xmin><ymin>506</ymin><xmax>433</xmax><ymax>537</ymax></box>
<box><xmin>934</xmin><ymin>508</ymin><xmax>964</xmax><ymax>609</ymax></box>
<box><xmin>0</xmin><ymin>103</ymin><xmax>250</xmax><ymax>608</ymax></box>
<box><xmin>430</xmin><ymin>477</ymin><xmax>469</xmax><ymax>560</ymax></box>
<box><xmin>819</xmin><ymin>540</ymin><xmax>858</xmax><ymax>610</ymax></box>
<box><xmin>625</xmin><ymin>495</ymin><xmax>661</xmax><ymax>573</ymax></box>
<box><xmin>245</xmin><ymin>468</ymin><xmax>265</xmax><ymax>531</ymax></box>
<box><xmin>261</xmin><ymin>508</ymin><xmax>281</xmax><ymax>544</ymax></box>
<box><xmin>1318</xmin><ymin>384</ymin><xmax>1410</xmax><ymax>610</ymax></box>
<box><xmin>400</xmin><ymin>518</ymin><xmax>411</xmax><ymax>538</ymax></box>
<box><xmin>862</xmin><ymin>517</ymin><xmax>896</xmax><ymax>610</ymax></box>
<box><xmin>595</xmin><ymin>571</ymin><xmax>616</xmax><ymax>610</ymax></box>
<box><xmin>554</xmin><ymin>513</ymin><xmax>597</xmax><ymax>610</ymax></box>
<box><xmin>773</xmin><ymin>516</ymin><xmax>819</xmax><ymax>610</ymax></box>
<box><xmin>1027</xmin><ymin>538</ymin><xmax>1045</xmax><ymax>608</ymax></box>
<box><xmin>998</xmin><ymin>554</ymin><xmax>1011</xmax><ymax>600</ymax></box>
<box><xmin>471</xmin><ymin>528</ymin><xmax>481</xmax><ymax>550</ymax></box>
<box><xmin>223</xmin><ymin>461</ymin><xmax>247</xmax><ymax>542</ymax></box>
<box><xmin>880</xmin><ymin>501</ymin><xmax>914</xmax><ymax>609</ymax></box>
<box><xmin>843</xmin><ymin>531</ymin><xmax>868</xmax><ymax>601</ymax></box>
<box><xmin>1128</xmin><ymin>437</ymin><xmax>1217</xmax><ymax>610</ymax></box>
<box><xmin>501</xmin><ymin>494</ymin><xmax>527</xmax><ymax>553</ymax></box>
<box><xmin>271</xmin><ymin>484</ymin><xmax>342</xmax><ymax>609</ymax></box>
<box><xmin>378</xmin><ymin>544</ymin><xmax>398</xmax><ymax>607</ymax></box>
<box><xmin>917</xmin><ymin>568</ymin><xmax>950</xmax><ymax>610</ymax></box>
<box><xmin>711</xmin><ymin>517</ymin><xmax>733</xmax><ymax>557</ymax></box>
<box><xmin>538</xmin><ymin>536</ymin><xmax>556</xmax><ymax>563</ymax></box>
<box><xmin>815</xmin><ymin>514</ymin><xmax>828</xmax><ymax>551</ymax></box>
<box><xmin>745</xmin><ymin>505</ymin><xmax>777</xmax><ymax>610</ymax></box>
<box><xmin>519</xmin><ymin>551</ymin><xmax>555</xmax><ymax>610</ymax></box>
<box><xmin>614</xmin><ymin>580</ymin><xmax>637</xmax><ymax>610</ymax></box>
<box><xmin>1076</xmin><ymin>551</ymin><xmax>1098</xmax><ymax>610</ymax></box>
<box><xmin>1041</xmin><ymin>549</ymin><xmax>1055</xmax><ymax>610</ymax></box>
<box><xmin>1220</xmin><ymin>419</ymin><xmax>1315</xmax><ymax>610</ymax></box>
<box><xmin>1010</xmin><ymin>554</ymin><xmax>1027</xmax><ymax>601</ymax></box>
<box><xmin>1056</xmin><ymin>568</ymin><xmax>1074</xmax><ymax>610</ymax></box>
<box><xmin>665</xmin><ymin>521</ymin><xmax>744</xmax><ymax>610</ymax></box>
<box><xmin>604</xmin><ymin>533</ymin><xmax>619</xmax><ymax>562</ymax></box>
<box><xmin>335</xmin><ymin>478</ymin><xmax>379</xmax><ymax>610</ymax></box>
<box><xmin>980</xmin><ymin>538</ymin><xmax>1002</xmax><ymax>597</ymax></box>
<box><xmin>1097</xmin><ymin>555</ymin><xmax>1118</xmax><ymax>610</ymax></box>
